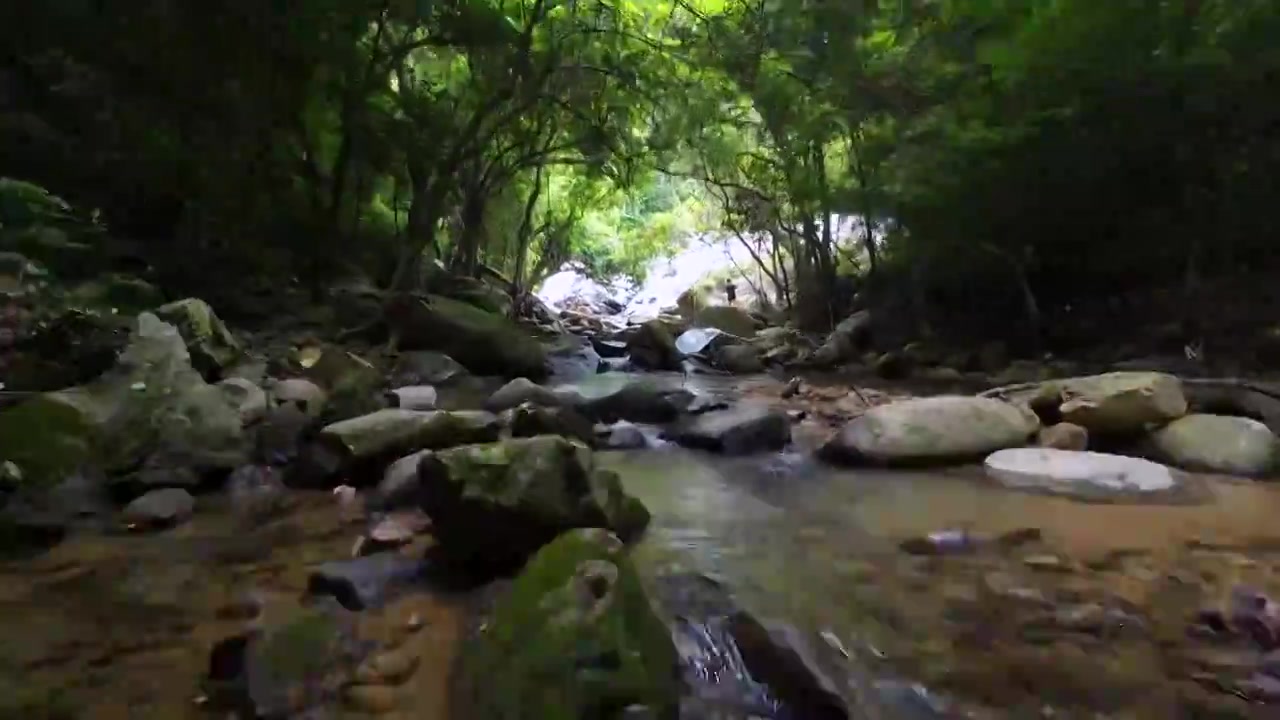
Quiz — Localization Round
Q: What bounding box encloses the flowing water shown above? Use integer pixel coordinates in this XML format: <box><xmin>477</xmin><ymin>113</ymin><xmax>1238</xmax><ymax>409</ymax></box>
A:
<box><xmin>7</xmin><ymin>370</ymin><xmax>1280</xmax><ymax>717</ymax></box>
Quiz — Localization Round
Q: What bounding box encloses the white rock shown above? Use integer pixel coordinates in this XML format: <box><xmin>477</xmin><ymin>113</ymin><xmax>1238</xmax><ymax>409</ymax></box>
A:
<box><xmin>984</xmin><ymin>448</ymin><xmax>1177</xmax><ymax>494</ymax></box>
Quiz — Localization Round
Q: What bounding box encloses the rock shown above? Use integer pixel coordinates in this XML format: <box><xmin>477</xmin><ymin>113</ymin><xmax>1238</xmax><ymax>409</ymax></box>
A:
<box><xmin>726</xmin><ymin>612</ymin><xmax>849</xmax><ymax>719</ymax></box>
<box><xmin>384</xmin><ymin>385</ymin><xmax>437</xmax><ymax>411</ymax></box>
<box><xmin>591</xmin><ymin>337</ymin><xmax>629</xmax><ymax>358</ymax></box>
<box><xmin>456</xmin><ymin>529</ymin><xmax>679</xmax><ymax>719</ymax></box>
<box><xmin>239</xmin><ymin>602</ymin><xmax>370</xmax><ymax>718</ymax></box>
<box><xmin>390</xmin><ymin>351</ymin><xmax>469</xmax><ymax>386</ymax></box>
<box><xmin>0</xmin><ymin>467</ymin><xmax>112</xmax><ymax>549</ymax></box>
<box><xmin>485</xmin><ymin>377</ymin><xmax>561</xmax><ymax>412</ymax></box>
<box><xmin>226</xmin><ymin>464</ymin><xmax>290</xmax><ymax>524</ymax></box>
<box><xmin>152</xmin><ymin>297</ymin><xmax>243</xmax><ymax>378</ymax></box>
<box><xmin>984</xmin><ymin>448</ymin><xmax>1179</xmax><ymax>496</ymax></box>
<box><xmin>812</xmin><ymin>311</ymin><xmax>871</xmax><ymax>365</ymax></box>
<box><xmin>1056</xmin><ymin>371</ymin><xmax>1188</xmax><ymax>435</ymax></box>
<box><xmin>874</xmin><ymin>351</ymin><xmax>911</xmax><ymax>379</ymax></box>
<box><xmin>386</xmin><ymin>295</ymin><xmax>547</xmax><ymax>379</ymax></box>
<box><xmin>977</xmin><ymin>341</ymin><xmax>1009</xmax><ymax>372</ymax></box>
<box><xmin>122</xmin><ymin>488</ymin><xmax>195</xmax><ymax>529</ymax></box>
<box><xmin>66</xmin><ymin>273</ymin><xmax>163</xmax><ymax>313</ymax></box>
<box><xmin>442</xmin><ymin>276</ymin><xmax>512</xmax><ymax>316</ymax></box>
<box><xmin>254</xmin><ymin>403</ymin><xmax>313</xmax><ymax>466</ymax></box>
<box><xmin>355</xmin><ymin>646</ymin><xmax>420</xmax><ymax>686</ymax></box>
<box><xmin>693</xmin><ymin>305</ymin><xmax>759</xmax><ymax>338</ymax></box>
<box><xmin>368</xmin><ymin>450</ymin><xmax>430</xmax><ymax>512</ymax></box>
<box><xmin>129</xmin><ymin>451</ymin><xmax>201</xmax><ymax>489</ymax></box>
<box><xmin>819</xmin><ymin>396</ymin><xmax>1039</xmax><ymax>466</ymax></box>
<box><xmin>626</xmin><ymin>320</ymin><xmax>682</xmax><ymax>370</ymax></box>
<box><xmin>716</xmin><ymin>344</ymin><xmax>765</xmax><ymax>374</ymax></box>
<box><xmin>666</xmin><ymin>404</ymin><xmax>791</xmax><ymax>455</ymax></box>
<box><xmin>269</xmin><ymin>378</ymin><xmax>327</xmax><ymax>417</ymax></box>
<box><xmin>0</xmin><ymin>393</ymin><xmax>99</xmax><ymax>490</ymax></box>
<box><xmin>417</xmin><ymin>436</ymin><xmax>651</xmax><ymax>571</ymax></box>
<box><xmin>1144</xmin><ymin>414</ymin><xmax>1278</xmax><ymax>476</ymax></box>
<box><xmin>307</xmin><ymin>554</ymin><xmax>426</xmax><ymax>611</ymax></box>
<box><xmin>54</xmin><ymin>313</ymin><xmax>246</xmax><ymax>473</ymax></box>
<box><xmin>918</xmin><ymin>366</ymin><xmax>965</xmax><ymax>383</ymax></box>
<box><xmin>1038</xmin><ymin>422</ymin><xmax>1089</xmax><ymax>451</ymax></box>
<box><xmin>317</xmin><ymin>409</ymin><xmax>501</xmax><ymax>471</ymax></box>
<box><xmin>218</xmin><ymin>377</ymin><xmax>268</xmax><ymax>425</ymax></box>
<box><xmin>505</xmin><ymin>403</ymin><xmax>596</xmax><ymax>446</ymax></box>
<box><xmin>545</xmin><ymin>336</ymin><xmax>604</xmax><ymax>381</ymax></box>
<box><xmin>301</xmin><ymin>347</ymin><xmax>383</xmax><ymax>422</ymax></box>
<box><xmin>603</xmin><ymin>421</ymin><xmax>649</xmax><ymax>450</ymax></box>
<box><xmin>361</xmin><ymin>509</ymin><xmax>431</xmax><ymax>554</ymax></box>
<box><xmin>577</xmin><ymin>381</ymin><xmax>694</xmax><ymax>424</ymax></box>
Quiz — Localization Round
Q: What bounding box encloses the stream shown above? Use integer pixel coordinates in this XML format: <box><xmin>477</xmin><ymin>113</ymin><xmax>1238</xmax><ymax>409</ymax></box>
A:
<box><xmin>5</xmin><ymin>370</ymin><xmax>1280</xmax><ymax>717</ymax></box>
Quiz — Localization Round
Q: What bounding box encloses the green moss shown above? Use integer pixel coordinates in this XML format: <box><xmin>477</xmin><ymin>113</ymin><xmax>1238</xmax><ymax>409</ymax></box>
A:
<box><xmin>405</xmin><ymin>295</ymin><xmax>546</xmax><ymax>379</ymax></box>
<box><xmin>459</xmin><ymin>529</ymin><xmax>679</xmax><ymax>720</ymax></box>
<box><xmin>0</xmin><ymin>395</ymin><xmax>98</xmax><ymax>488</ymax></box>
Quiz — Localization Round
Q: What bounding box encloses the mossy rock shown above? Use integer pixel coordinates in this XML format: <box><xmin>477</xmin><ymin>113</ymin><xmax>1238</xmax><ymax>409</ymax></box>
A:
<box><xmin>389</xmin><ymin>295</ymin><xmax>546</xmax><ymax>379</ymax></box>
<box><xmin>418</xmin><ymin>436</ymin><xmax>651</xmax><ymax>572</ymax></box>
<box><xmin>0</xmin><ymin>394</ymin><xmax>99</xmax><ymax>489</ymax></box>
<box><xmin>457</xmin><ymin>528</ymin><xmax>679</xmax><ymax>720</ymax></box>
<box><xmin>153</xmin><ymin>297</ymin><xmax>243</xmax><ymax>378</ymax></box>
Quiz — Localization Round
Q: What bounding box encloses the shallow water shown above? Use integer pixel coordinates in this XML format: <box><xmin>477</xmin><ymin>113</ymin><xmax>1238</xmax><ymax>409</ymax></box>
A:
<box><xmin>602</xmin><ymin>444</ymin><xmax>1280</xmax><ymax>717</ymax></box>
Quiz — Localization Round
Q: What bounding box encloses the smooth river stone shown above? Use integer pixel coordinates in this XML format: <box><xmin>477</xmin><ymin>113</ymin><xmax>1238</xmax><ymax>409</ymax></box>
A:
<box><xmin>984</xmin><ymin>448</ymin><xmax>1177</xmax><ymax>494</ymax></box>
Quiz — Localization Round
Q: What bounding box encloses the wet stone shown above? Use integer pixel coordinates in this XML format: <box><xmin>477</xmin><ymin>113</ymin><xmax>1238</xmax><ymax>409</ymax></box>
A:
<box><xmin>306</xmin><ymin>554</ymin><xmax>427</xmax><ymax>611</ymax></box>
<box><xmin>122</xmin><ymin>488</ymin><xmax>195</xmax><ymax>530</ymax></box>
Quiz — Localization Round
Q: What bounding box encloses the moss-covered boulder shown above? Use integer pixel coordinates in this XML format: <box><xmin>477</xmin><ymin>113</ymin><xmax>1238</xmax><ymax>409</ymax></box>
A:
<box><xmin>319</xmin><ymin>409</ymin><xmax>501</xmax><ymax>463</ymax></box>
<box><xmin>387</xmin><ymin>295</ymin><xmax>546</xmax><ymax>379</ymax></box>
<box><xmin>625</xmin><ymin>320</ymin><xmax>682</xmax><ymax>371</ymax></box>
<box><xmin>417</xmin><ymin>436</ymin><xmax>651</xmax><ymax>572</ymax></box>
<box><xmin>0</xmin><ymin>394</ymin><xmax>99</xmax><ymax>489</ymax></box>
<box><xmin>299</xmin><ymin>346</ymin><xmax>383</xmax><ymax>422</ymax></box>
<box><xmin>457</xmin><ymin>528</ymin><xmax>680</xmax><ymax>720</ymax></box>
<box><xmin>153</xmin><ymin>297</ymin><xmax>243</xmax><ymax>378</ymax></box>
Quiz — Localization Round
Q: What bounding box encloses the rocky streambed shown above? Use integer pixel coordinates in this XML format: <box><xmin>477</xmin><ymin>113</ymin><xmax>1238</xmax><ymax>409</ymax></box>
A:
<box><xmin>6</xmin><ymin>290</ymin><xmax>1280</xmax><ymax>718</ymax></box>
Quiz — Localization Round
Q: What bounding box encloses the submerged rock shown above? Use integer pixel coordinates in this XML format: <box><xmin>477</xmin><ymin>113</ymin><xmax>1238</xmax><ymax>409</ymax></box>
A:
<box><xmin>984</xmin><ymin>448</ymin><xmax>1179</xmax><ymax>497</ymax></box>
<box><xmin>820</xmin><ymin>396</ymin><xmax>1039</xmax><ymax>466</ymax></box>
<box><xmin>387</xmin><ymin>295</ymin><xmax>547</xmax><ymax>379</ymax></box>
<box><xmin>307</xmin><ymin>554</ymin><xmax>426</xmax><ymax>611</ymax></box>
<box><xmin>456</xmin><ymin>529</ymin><xmax>680</xmax><ymax>719</ymax></box>
<box><xmin>1146</xmin><ymin>414</ymin><xmax>1278</xmax><ymax>477</ymax></box>
<box><xmin>417</xmin><ymin>436</ymin><xmax>651</xmax><ymax>572</ymax></box>
<box><xmin>666</xmin><ymin>404</ymin><xmax>791</xmax><ymax>455</ymax></box>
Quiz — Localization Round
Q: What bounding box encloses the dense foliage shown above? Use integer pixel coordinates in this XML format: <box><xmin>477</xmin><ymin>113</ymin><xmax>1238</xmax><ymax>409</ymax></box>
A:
<box><xmin>3</xmin><ymin>0</ymin><xmax>1278</xmax><ymax>350</ymax></box>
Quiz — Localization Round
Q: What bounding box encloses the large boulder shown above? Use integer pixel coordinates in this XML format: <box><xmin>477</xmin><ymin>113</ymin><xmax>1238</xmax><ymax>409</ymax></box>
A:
<box><xmin>416</xmin><ymin>436</ymin><xmax>651</xmax><ymax>571</ymax></box>
<box><xmin>387</xmin><ymin>295</ymin><xmax>546</xmax><ymax>378</ymax></box>
<box><xmin>820</xmin><ymin>396</ymin><xmax>1039</xmax><ymax>466</ymax></box>
<box><xmin>812</xmin><ymin>311</ymin><xmax>871</xmax><ymax>366</ymax></box>
<box><xmin>715</xmin><ymin>343</ymin><xmax>765</xmax><ymax>374</ymax></box>
<box><xmin>52</xmin><ymin>313</ymin><xmax>246</xmax><ymax>473</ymax></box>
<box><xmin>626</xmin><ymin>320</ymin><xmax>682</xmax><ymax>371</ymax></box>
<box><xmin>456</xmin><ymin>529</ymin><xmax>679</xmax><ymax>720</ymax></box>
<box><xmin>0</xmin><ymin>393</ymin><xmax>100</xmax><ymax>489</ymax></box>
<box><xmin>666</xmin><ymin>404</ymin><xmax>791</xmax><ymax>455</ymax></box>
<box><xmin>1146</xmin><ymin>414</ymin><xmax>1278</xmax><ymax>477</ymax></box>
<box><xmin>692</xmin><ymin>305</ymin><xmax>759</xmax><ymax>338</ymax></box>
<box><xmin>485</xmin><ymin>377</ymin><xmax>563</xmax><ymax>412</ymax></box>
<box><xmin>1055</xmin><ymin>372</ymin><xmax>1187</xmax><ymax>436</ymax></box>
<box><xmin>153</xmin><ymin>297</ymin><xmax>243</xmax><ymax>378</ymax></box>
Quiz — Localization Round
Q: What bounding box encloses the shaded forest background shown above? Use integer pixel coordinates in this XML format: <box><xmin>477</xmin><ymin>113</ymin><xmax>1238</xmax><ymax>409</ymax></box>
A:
<box><xmin>3</xmin><ymin>0</ymin><xmax>1280</xmax><ymax>362</ymax></box>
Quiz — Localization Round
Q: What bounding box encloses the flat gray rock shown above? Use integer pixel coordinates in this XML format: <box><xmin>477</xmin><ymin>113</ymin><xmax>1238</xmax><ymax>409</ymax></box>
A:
<box><xmin>985</xmin><ymin>448</ymin><xmax>1177</xmax><ymax>496</ymax></box>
